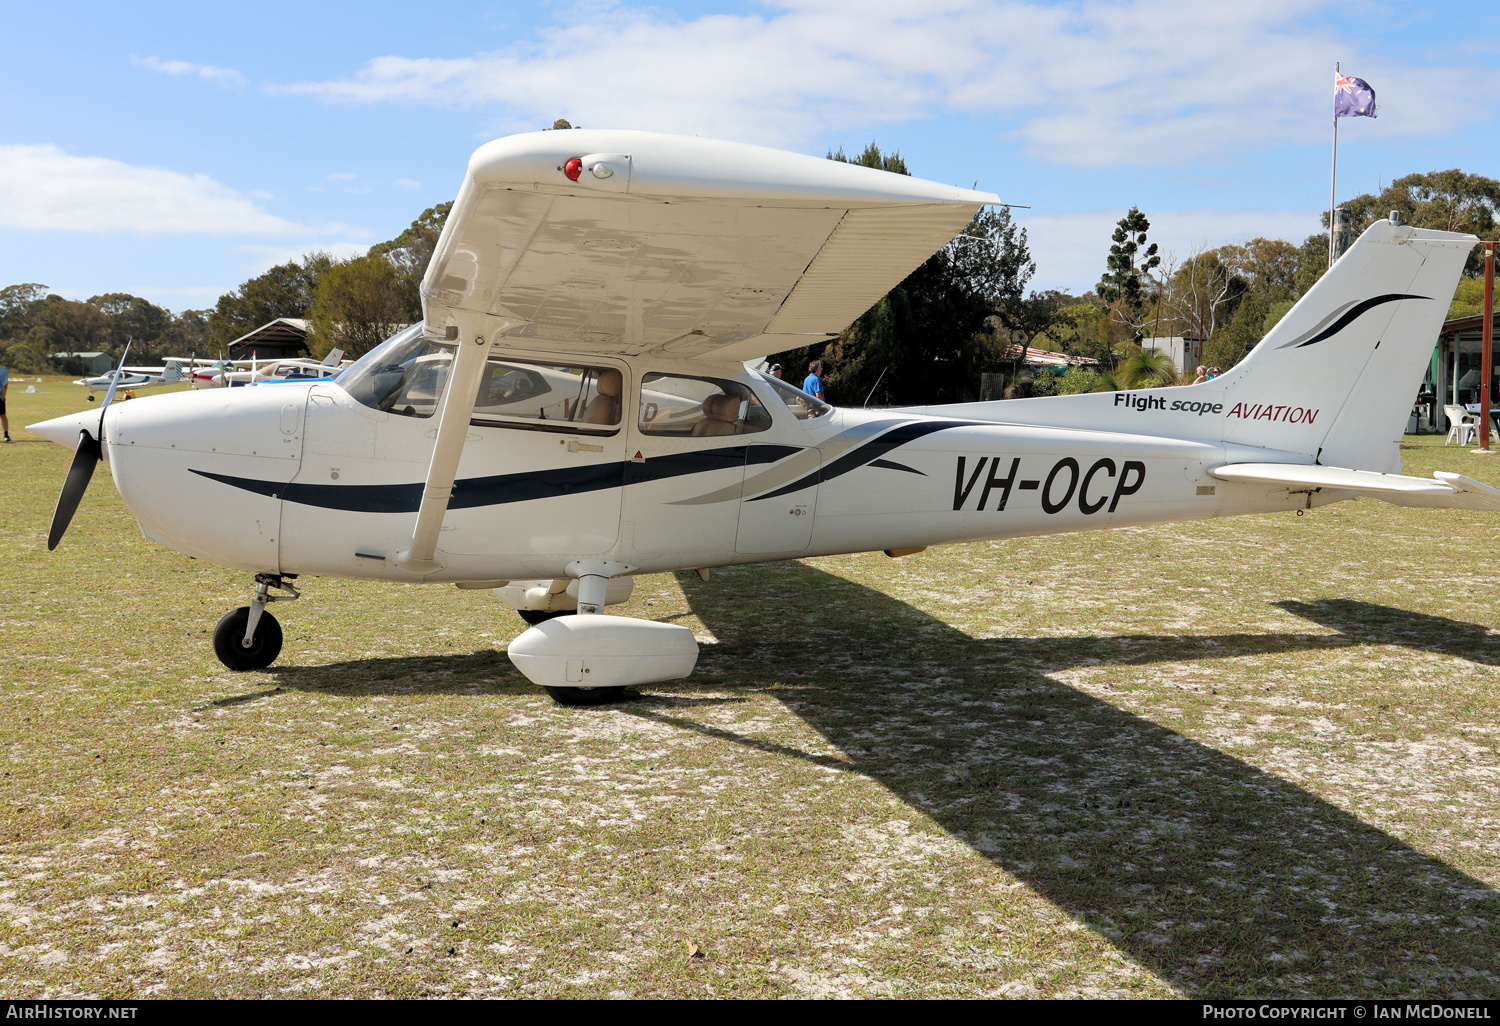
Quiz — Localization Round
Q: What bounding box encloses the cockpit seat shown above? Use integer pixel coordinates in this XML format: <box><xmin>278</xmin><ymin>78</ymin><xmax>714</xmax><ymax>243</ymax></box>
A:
<box><xmin>581</xmin><ymin>368</ymin><xmax>622</xmax><ymax>425</ymax></box>
<box><xmin>692</xmin><ymin>394</ymin><xmax>741</xmax><ymax>436</ymax></box>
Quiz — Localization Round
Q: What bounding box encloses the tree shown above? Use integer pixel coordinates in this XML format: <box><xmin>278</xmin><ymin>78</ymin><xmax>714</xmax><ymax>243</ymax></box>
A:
<box><xmin>1222</xmin><ymin>237</ymin><xmax>1302</xmax><ymax>299</ymax></box>
<box><xmin>995</xmin><ymin>289</ymin><xmax>1078</xmax><ymax>373</ymax></box>
<box><xmin>87</xmin><ymin>293</ymin><xmax>170</xmax><ymax>359</ymax></box>
<box><xmin>1155</xmin><ymin>246</ymin><xmax>1247</xmax><ymax>344</ymax></box>
<box><xmin>769</xmin><ymin>142</ymin><xmax>1035</xmax><ymax>405</ymax></box>
<box><xmin>818</xmin><ymin>205</ymin><xmax>1025</xmax><ymax>405</ymax></box>
<box><xmin>1096</xmin><ymin>207</ymin><xmax>1161</xmax><ymax>340</ymax></box>
<box><xmin>1333</xmin><ymin>170</ymin><xmax>1499</xmax><ymax>275</ymax></box>
<box><xmin>0</xmin><ymin>283</ymin><xmax>47</xmax><ymax>341</ymax></box>
<box><xmin>208</xmin><ymin>253</ymin><xmax>334</xmax><ymax>345</ymax></box>
<box><xmin>156</xmin><ymin>310</ymin><xmax>212</xmax><ymax>357</ymax></box>
<box><xmin>6</xmin><ymin>295</ymin><xmax>112</xmax><ymax>371</ymax></box>
<box><xmin>307</xmin><ymin>255</ymin><xmax>419</xmax><ymax>359</ymax></box>
<box><xmin>1046</xmin><ymin>298</ymin><xmax>1117</xmax><ymax>364</ymax></box>
<box><xmin>1291</xmin><ymin>234</ymin><xmax>1331</xmax><ymax>297</ymax></box>
<box><xmin>826</xmin><ymin>141</ymin><xmax>910</xmax><ymax>176</ymax></box>
<box><xmin>368</xmin><ymin>201</ymin><xmax>453</xmax><ymax>318</ymax></box>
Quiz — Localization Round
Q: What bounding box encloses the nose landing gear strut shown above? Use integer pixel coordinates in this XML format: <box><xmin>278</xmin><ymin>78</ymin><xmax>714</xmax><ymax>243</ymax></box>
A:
<box><xmin>213</xmin><ymin>573</ymin><xmax>299</xmax><ymax>671</ymax></box>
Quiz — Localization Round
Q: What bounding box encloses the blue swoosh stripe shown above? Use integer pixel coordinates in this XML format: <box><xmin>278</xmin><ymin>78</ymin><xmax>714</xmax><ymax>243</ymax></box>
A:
<box><xmin>1284</xmin><ymin>293</ymin><xmax>1428</xmax><ymax>349</ymax></box>
<box><xmin>751</xmin><ymin>419</ymin><xmax>980</xmax><ymax>500</ymax></box>
<box><xmin>190</xmin><ymin>442</ymin><xmax>802</xmax><ymax>513</ymax></box>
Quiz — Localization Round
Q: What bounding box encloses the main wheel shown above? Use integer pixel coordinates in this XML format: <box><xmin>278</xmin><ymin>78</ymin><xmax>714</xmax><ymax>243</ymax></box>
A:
<box><xmin>544</xmin><ymin>686</ymin><xmax>628</xmax><ymax>706</ymax></box>
<box><xmin>518</xmin><ymin>609</ymin><xmax>572</xmax><ymax>627</ymax></box>
<box><xmin>213</xmin><ymin>606</ymin><xmax>283</xmax><ymax>671</ymax></box>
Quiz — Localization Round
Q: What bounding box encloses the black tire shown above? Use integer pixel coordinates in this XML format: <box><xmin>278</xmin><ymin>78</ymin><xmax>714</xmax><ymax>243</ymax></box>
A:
<box><xmin>518</xmin><ymin>609</ymin><xmax>573</xmax><ymax>627</ymax></box>
<box><xmin>544</xmin><ymin>686</ymin><xmax>627</xmax><ymax>706</ymax></box>
<box><xmin>213</xmin><ymin>606</ymin><xmax>283</xmax><ymax>671</ymax></box>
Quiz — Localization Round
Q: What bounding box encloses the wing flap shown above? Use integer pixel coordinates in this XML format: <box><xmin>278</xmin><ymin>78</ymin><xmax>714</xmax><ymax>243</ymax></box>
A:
<box><xmin>766</xmin><ymin>204</ymin><xmax>981</xmax><ymax>334</ymax></box>
<box><xmin>1208</xmin><ymin>463</ymin><xmax>1500</xmax><ymax>511</ymax></box>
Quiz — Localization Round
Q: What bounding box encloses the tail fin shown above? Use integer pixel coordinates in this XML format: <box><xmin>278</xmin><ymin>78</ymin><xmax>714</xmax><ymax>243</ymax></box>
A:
<box><xmin>162</xmin><ymin>361</ymin><xmax>183</xmax><ymax>384</ymax></box>
<box><xmin>321</xmin><ymin>348</ymin><xmax>344</xmax><ymax>367</ymax></box>
<box><xmin>1216</xmin><ymin>220</ymin><xmax>1473</xmax><ymax>471</ymax></box>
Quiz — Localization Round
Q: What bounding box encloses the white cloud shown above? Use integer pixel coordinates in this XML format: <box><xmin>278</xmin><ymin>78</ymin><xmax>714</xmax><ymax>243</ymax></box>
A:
<box><xmin>394</xmin><ymin>178</ymin><xmax>421</xmax><ymax>189</ymax></box>
<box><xmin>0</xmin><ymin>144</ymin><xmax>357</xmax><ymax>237</ymax></box>
<box><xmin>133</xmin><ymin>55</ymin><xmax>245</xmax><ymax>86</ymax></box>
<box><xmin>1017</xmin><ymin>207</ymin><xmax>1319</xmax><ymax>292</ymax></box>
<box><xmin>277</xmin><ymin>0</ymin><xmax>1498</xmax><ymax>166</ymax></box>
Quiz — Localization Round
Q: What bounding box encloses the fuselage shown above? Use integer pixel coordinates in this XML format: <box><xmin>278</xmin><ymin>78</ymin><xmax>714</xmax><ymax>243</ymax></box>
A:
<box><xmin>81</xmin><ymin>372</ymin><xmax>158</xmax><ymax>391</ymax></box>
<box><xmin>81</xmin><ymin>347</ymin><xmax>1327</xmax><ymax>584</ymax></box>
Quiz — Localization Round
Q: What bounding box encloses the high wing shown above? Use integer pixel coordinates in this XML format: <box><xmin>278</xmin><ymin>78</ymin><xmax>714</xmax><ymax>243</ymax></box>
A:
<box><xmin>394</xmin><ymin>130</ymin><xmax>1001</xmax><ymax>574</ymax></box>
<box><xmin>1209</xmin><ymin>463</ymin><xmax>1500</xmax><ymax>512</ymax></box>
<box><xmin>421</xmin><ymin>129</ymin><xmax>1000</xmax><ymax>362</ymax></box>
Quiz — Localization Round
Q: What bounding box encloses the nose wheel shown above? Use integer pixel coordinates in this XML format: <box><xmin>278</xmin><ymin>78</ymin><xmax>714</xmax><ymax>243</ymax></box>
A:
<box><xmin>212</xmin><ymin>574</ymin><xmax>298</xmax><ymax>671</ymax></box>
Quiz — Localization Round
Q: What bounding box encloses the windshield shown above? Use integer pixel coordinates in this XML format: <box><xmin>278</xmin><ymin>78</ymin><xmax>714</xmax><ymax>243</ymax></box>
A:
<box><xmin>760</xmin><ymin>372</ymin><xmax>832</xmax><ymax>419</ymax></box>
<box><xmin>336</xmin><ymin>325</ymin><xmax>451</xmax><ymax>419</ymax></box>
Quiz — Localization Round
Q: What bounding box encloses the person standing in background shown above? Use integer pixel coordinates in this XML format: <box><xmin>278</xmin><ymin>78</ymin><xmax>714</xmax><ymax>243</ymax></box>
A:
<box><xmin>802</xmin><ymin>360</ymin><xmax>824</xmax><ymax>401</ymax></box>
<box><xmin>0</xmin><ymin>363</ymin><xmax>9</xmax><ymax>442</ymax></box>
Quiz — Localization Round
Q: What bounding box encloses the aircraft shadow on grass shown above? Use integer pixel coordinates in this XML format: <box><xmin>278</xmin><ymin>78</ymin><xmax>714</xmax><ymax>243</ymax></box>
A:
<box><xmin>263</xmin><ymin>566</ymin><xmax>1500</xmax><ymax>997</ymax></box>
<box><xmin>670</xmin><ymin>565</ymin><xmax>1500</xmax><ymax>998</ymax></box>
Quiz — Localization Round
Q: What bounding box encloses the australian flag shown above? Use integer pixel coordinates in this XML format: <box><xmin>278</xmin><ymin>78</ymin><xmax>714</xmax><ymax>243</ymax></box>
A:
<box><xmin>1335</xmin><ymin>74</ymin><xmax>1377</xmax><ymax>118</ymax></box>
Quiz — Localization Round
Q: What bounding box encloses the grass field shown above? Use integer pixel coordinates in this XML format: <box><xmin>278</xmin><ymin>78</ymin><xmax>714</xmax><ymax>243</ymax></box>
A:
<box><xmin>2</xmin><ymin>378</ymin><xmax>1498</xmax><ymax>998</ymax></box>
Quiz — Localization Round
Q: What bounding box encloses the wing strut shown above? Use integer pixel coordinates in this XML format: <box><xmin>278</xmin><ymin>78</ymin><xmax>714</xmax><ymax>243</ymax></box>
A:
<box><xmin>394</xmin><ymin>323</ymin><xmax>494</xmax><ymax>574</ymax></box>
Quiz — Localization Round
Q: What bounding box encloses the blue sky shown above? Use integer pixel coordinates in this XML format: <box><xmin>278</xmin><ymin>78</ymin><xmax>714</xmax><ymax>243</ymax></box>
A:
<box><xmin>2</xmin><ymin>1</ymin><xmax>1496</xmax><ymax>313</ymax></box>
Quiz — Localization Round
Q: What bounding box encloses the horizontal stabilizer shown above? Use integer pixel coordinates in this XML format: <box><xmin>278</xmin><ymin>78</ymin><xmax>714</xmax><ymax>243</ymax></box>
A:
<box><xmin>1208</xmin><ymin>463</ymin><xmax>1500</xmax><ymax>511</ymax></box>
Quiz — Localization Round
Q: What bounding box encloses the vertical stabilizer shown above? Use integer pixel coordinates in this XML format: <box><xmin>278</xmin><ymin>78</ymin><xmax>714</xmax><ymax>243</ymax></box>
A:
<box><xmin>1215</xmin><ymin>220</ymin><xmax>1473</xmax><ymax>469</ymax></box>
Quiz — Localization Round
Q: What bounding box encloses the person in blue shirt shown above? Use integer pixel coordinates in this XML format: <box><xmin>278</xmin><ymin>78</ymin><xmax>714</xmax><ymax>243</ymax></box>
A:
<box><xmin>802</xmin><ymin>360</ymin><xmax>824</xmax><ymax>401</ymax></box>
<box><xmin>0</xmin><ymin>364</ymin><xmax>9</xmax><ymax>442</ymax></box>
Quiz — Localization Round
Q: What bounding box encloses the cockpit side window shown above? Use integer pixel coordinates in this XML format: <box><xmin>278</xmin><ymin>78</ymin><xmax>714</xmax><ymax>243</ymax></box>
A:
<box><xmin>337</xmin><ymin>328</ymin><xmax>623</xmax><ymax>432</ymax></box>
<box><xmin>336</xmin><ymin>325</ymin><xmax>449</xmax><ymax>419</ymax></box>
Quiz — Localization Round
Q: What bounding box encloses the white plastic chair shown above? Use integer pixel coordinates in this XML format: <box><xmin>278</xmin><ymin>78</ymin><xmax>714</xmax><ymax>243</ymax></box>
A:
<box><xmin>1444</xmin><ymin>405</ymin><xmax>1477</xmax><ymax>446</ymax></box>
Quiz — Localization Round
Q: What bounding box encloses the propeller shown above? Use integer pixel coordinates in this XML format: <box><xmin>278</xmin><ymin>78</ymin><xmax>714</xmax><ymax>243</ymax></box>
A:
<box><xmin>47</xmin><ymin>339</ymin><xmax>130</xmax><ymax>551</ymax></box>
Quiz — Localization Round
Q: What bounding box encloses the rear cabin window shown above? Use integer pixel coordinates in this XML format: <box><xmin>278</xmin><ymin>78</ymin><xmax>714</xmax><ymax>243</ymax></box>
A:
<box><xmin>638</xmin><ymin>373</ymin><xmax>772</xmax><ymax>437</ymax></box>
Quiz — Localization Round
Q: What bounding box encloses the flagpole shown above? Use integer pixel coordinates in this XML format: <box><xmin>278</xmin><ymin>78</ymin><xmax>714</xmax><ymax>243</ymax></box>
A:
<box><xmin>1329</xmin><ymin>61</ymin><xmax>1339</xmax><ymax>268</ymax></box>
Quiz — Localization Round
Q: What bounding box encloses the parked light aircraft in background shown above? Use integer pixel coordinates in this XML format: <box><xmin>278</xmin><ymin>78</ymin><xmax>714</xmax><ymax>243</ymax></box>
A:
<box><xmin>79</xmin><ymin>360</ymin><xmax>185</xmax><ymax>393</ymax></box>
<box><xmin>221</xmin><ymin>350</ymin><xmax>349</xmax><ymax>388</ymax></box>
<box><xmin>31</xmin><ymin>129</ymin><xmax>1493</xmax><ymax>705</ymax></box>
<box><xmin>185</xmin><ymin>350</ymin><xmax>349</xmax><ymax>389</ymax></box>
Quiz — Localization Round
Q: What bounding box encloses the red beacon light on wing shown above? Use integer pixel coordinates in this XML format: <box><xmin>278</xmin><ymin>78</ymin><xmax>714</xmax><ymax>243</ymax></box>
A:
<box><xmin>561</xmin><ymin>157</ymin><xmax>583</xmax><ymax>181</ymax></box>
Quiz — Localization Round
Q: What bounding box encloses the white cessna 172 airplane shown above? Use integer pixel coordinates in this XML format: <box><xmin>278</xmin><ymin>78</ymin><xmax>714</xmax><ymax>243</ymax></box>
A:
<box><xmin>79</xmin><ymin>359</ymin><xmax>186</xmax><ymax>393</ymax></box>
<box><xmin>30</xmin><ymin>129</ymin><xmax>1495</xmax><ymax>705</ymax></box>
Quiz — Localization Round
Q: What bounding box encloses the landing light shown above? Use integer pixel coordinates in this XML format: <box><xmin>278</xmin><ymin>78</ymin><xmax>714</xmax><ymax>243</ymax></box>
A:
<box><xmin>562</xmin><ymin>157</ymin><xmax>583</xmax><ymax>181</ymax></box>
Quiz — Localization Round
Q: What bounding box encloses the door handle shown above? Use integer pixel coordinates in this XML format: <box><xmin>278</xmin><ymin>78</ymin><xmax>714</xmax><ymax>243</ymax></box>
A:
<box><xmin>568</xmin><ymin>439</ymin><xmax>603</xmax><ymax>453</ymax></box>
